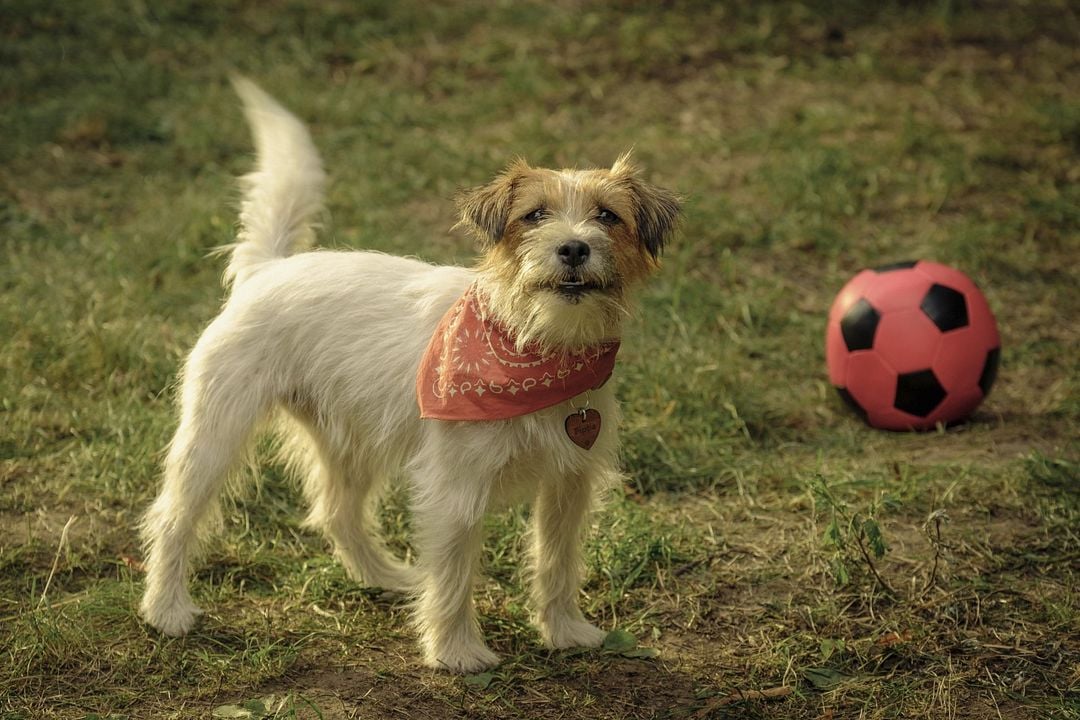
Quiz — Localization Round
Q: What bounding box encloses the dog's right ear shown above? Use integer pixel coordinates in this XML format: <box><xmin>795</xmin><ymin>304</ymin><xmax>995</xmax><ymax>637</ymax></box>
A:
<box><xmin>455</xmin><ymin>160</ymin><xmax>529</xmax><ymax>246</ymax></box>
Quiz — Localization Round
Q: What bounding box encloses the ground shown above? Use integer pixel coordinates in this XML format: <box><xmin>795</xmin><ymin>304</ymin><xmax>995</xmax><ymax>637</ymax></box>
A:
<box><xmin>1</xmin><ymin>1</ymin><xmax>1077</xmax><ymax>718</ymax></box>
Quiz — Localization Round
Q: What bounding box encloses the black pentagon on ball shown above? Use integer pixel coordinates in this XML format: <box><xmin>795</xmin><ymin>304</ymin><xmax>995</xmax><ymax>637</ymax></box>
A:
<box><xmin>979</xmin><ymin>347</ymin><xmax>1001</xmax><ymax>396</ymax></box>
<box><xmin>840</xmin><ymin>298</ymin><xmax>880</xmax><ymax>351</ymax></box>
<box><xmin>920</xmin><ymin>283</ymin><xmax>968</xmax><ymax>332</ymax></box>
<box><xmin>835</xmin><ymin>387</ymin><xmax>869</xmax><ymax>422</ymax></box>
<box><xmin>895</xmin><ymin>369</ymin><xmax>947</xmax><ymax>417</ymax></box>
<box><xmin>873</xmin><ymin>260</ymin><xmax>918</xmax><ymax>272</ymax></box>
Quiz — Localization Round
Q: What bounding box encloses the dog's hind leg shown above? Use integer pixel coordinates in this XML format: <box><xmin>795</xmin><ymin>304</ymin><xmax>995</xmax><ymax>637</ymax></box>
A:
<box><xmin>281</xmin><ymin>416</ymin><xmax>419</xmax><ymax>593</ymax></box>
<box><xmin>140</xmin><ymin>341</ymin><xmax>270</xmax><ymax>636</ymax></box>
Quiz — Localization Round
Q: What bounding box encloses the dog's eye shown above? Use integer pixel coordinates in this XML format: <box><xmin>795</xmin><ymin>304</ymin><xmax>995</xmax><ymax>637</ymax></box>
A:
<box><xmin>597</xmin><ymin>208</ymin><xmax>621</xmax><ymax>225</ymax></box>
<box><xmin>522</xmin><ymin>208</ymin><xmax>547</xmax><ymax>223</ymax></box>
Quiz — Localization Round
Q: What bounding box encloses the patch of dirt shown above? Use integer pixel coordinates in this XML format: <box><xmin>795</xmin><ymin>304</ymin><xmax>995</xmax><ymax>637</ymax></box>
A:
<box><xmin>264</xmin><ymin>654</ymin><xmax>459</xmax><ymax>720</ymax></box>
<box><xmin>0</xmin><ymin>507</ymin><xmax>92</xmax><ymax>549</ymax></box>
<box><xmin>258</xmin><ymin>648</ymin><xmax>711</xmax><ymax>720</ymax></box>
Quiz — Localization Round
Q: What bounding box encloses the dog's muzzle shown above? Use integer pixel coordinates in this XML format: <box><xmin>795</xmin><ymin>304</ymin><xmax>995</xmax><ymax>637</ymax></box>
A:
<box><xmin>557</xmin><ymin>240</ymin><xmax>591</xmax><ymax>268</ymax></box>
<box><xmin>553</xmin><ymin>241</ymin><xmax>602</xmax><ymax>299</ymax></box>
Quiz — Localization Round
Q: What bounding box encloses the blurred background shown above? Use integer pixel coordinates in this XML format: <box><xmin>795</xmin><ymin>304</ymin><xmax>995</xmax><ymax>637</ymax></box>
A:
<box><xmin>1</xmin><ymin>2</ymin><xmax>1077</xmax><ymax>718</ymax></box>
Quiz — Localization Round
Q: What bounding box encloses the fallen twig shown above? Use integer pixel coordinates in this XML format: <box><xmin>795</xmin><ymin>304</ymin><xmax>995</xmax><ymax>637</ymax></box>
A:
<box><xmin>694</xmin><ymin>686</ymin><xmax>794</xmax><ymax>716</ymax></box>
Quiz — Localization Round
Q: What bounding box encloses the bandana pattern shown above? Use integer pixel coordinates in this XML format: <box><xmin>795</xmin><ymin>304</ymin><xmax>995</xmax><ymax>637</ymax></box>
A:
<box><xmin>417</xmin><ymin>285</ymin><xmax>620</xmax><ymax>421</ymax></box>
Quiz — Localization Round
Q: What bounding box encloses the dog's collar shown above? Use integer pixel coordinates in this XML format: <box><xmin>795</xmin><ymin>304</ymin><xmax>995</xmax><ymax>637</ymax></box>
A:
<box><xmin>416</xmin><ymin>284</ymin><xmax>619</xmax><ymax>421</ymax></box>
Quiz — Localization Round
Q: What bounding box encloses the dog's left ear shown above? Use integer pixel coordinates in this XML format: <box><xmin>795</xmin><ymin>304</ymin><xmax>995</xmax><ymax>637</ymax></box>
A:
<box><xmin>455</xmin><ymin>159</ymin><xmax>529</xmax><ymax>247</ymax></box>
<box><xmin>612</xmin><ymin>152</ymin><xmax>682</xmax><ymax>260</ymax></box>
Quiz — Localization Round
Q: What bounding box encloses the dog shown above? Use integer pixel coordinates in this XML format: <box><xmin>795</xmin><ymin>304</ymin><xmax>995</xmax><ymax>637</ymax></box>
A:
<box><xmin>139</xmin><ymin>78</ymin><xmax>680</xmax><ymax>673</ymax></box>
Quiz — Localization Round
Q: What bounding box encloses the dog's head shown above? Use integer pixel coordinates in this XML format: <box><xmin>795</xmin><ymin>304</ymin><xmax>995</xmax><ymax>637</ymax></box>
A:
<box><xmin>457</xmin><ymin>153</ymin><xmax>680</xmax><ymax>352</ymax></box>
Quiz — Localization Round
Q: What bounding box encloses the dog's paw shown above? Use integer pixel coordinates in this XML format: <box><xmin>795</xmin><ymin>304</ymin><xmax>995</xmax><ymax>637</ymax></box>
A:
<box><xmin>140</xmin><ymin>595</ymin><xmax>203</xmax><ymax>637</ymax></box>
<box><xmin>425</xmin><ymin>641</ymin><xmax>500</xmax><ymax>674</ymax></box>
<box><xmin>542</xmin><ymin>617</ymin><xmax>608</xmax><ymax>650</ymax></box>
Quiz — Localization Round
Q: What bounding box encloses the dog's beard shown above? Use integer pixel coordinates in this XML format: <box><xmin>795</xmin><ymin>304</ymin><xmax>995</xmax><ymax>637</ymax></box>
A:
<box><xmin>535</xmin><ymin>268</ymin><xmax>615</xmax><ymax>304</ymax></box>
<box><xmin>477</xmin><ymin>272</ymin><xmax>629</xmax><ymax>355</ymax></box>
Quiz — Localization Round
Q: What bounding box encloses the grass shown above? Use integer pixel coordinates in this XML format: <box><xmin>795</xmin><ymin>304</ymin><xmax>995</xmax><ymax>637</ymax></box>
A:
<box><xmin>1</xmin><ymin>0</ymin><xmax>1078</xmax><ymax>717</ymax></box>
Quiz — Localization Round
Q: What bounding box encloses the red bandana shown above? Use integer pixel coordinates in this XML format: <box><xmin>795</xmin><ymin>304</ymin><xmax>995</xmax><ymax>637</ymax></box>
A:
<box><xmin>417</xmin><ymin>285</ymin><xmax>620</xmax><ymax>421</ymax></box>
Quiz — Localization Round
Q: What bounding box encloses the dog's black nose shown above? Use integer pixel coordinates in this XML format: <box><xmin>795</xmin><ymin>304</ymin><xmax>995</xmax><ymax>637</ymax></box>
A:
<box><xmin>557</xmin><ymin>240</ymin><xmax>591</xmax><ymax>268</ymax></box>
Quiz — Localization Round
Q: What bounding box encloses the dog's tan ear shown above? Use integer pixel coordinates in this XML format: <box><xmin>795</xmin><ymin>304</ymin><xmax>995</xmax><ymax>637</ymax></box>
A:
<box><xmin>455</xmin><ymin>160</ymin><xmax>529</xmax><ymax>246</ymax></box>
<box><xmin>612</xmin><ymin>153</ymin><xmax>681</xmax><ymax>259</ymax></box>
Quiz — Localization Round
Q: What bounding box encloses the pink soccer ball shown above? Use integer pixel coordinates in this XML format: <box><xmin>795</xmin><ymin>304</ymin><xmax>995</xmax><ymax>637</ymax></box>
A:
<box><xmin>826</xmin><ymin>260</ymin><xmax>1001</xmax><ymax>431</ymax></box>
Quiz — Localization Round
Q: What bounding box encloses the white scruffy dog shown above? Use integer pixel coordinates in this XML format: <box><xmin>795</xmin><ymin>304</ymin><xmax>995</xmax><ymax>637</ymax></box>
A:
<box><xmin>139</xmin><ymin>79</ymin><xmax>680</xmax><ymax>673</ymax></box>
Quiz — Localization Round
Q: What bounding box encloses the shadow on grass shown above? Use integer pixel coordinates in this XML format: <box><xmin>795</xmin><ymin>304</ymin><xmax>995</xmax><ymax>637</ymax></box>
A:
<box><xmin>252</xmin><ymin>649</ymin><xmax>731</xmax><ymax>720</ymax></box>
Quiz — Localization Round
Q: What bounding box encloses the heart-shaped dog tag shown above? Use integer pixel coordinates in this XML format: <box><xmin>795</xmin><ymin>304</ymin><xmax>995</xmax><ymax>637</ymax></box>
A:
<box><xmin>565</xmin><ymin>408</ymin><xmax>602</xmax><ymax>450</ymax></box>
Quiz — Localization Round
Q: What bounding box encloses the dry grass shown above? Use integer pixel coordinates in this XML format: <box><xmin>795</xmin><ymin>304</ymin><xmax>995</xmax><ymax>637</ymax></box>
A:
<box><xmin>2</xmin><ymin>1</ymin><xmax>1078</xmax><ymax>718</ymax></box>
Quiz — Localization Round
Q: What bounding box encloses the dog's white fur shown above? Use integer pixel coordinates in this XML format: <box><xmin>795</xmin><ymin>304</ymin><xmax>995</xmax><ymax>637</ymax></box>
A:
<box><xmin>139</xmin><ymin>79</ymin><xmax>678</xmax><ymax>673</ymax></box>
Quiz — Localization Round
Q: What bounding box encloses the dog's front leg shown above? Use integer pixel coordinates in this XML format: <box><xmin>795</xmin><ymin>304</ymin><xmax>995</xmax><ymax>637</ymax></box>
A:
<box><xmin>410</xmin><ymin>468</ymin><xmax>499</xmax><ymax>673</ymax></box>
<box><xmin>531</xmin><ymin>472</ymin><xmax>607</xmax><ymax>649</ymax></box>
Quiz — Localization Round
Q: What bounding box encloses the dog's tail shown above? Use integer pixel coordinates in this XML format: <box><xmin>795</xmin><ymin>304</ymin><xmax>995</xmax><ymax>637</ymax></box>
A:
<box><xmin>222</xmin><ymin>77</ymin><xmax>326</xmax><ymax>288</ymax></box>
